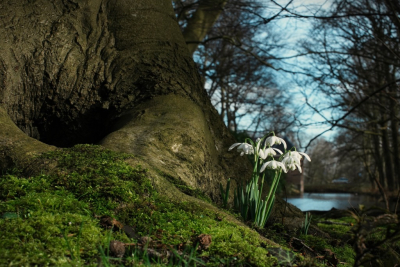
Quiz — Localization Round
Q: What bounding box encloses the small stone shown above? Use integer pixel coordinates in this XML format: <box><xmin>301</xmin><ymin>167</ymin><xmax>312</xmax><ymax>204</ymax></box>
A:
<box><xmin>109</xmin><ymin>240</ymin><xmax>125</xmax><ymax>258</ymax></box>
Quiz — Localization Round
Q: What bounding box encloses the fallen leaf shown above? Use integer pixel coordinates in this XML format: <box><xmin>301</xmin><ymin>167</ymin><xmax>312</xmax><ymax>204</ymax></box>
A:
<box><xmin>100</xmin><ymin>216</ymin><xmax>124</xmax><ymax>230</ymax></box>
<box><xmin>196</xmin><ymin>234</ymin><xmax>212</xmax><ymax>250</ymax></box>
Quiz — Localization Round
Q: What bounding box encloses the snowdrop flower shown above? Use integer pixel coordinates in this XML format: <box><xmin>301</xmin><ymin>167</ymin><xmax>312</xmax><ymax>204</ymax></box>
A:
<box><xmin>228</xmin><ymin>142</ymin><xmax>254</xmax><ymax>156</ymax></box>
<box><xmin>265</xmin><ymin>135</ymin><xmax>287</xmax><ymax>150</ymax></box>
<box><xmin>283</xmin><ymin>151</ymin><xmax>311</xmax><ymax>162</ymax></box>
<box><xmin>282</xmin><ymin>151</ymin><xmax>311</xmax><ymax>173</ymax></box>
<box><xmin>288</xmin><ymin>162</ymin><xmax>302</xmax><ymax>172</ymax></box>
<box><xmin>282</xmin><ymin>155</ymin><xmax>299</xmax><ymax>165</ymax></box>
<box><xmin>260</xmin><ymin>160</ymin><xmax>287</xmax><ymax>173</ymax></box>
<box><xmin>282</xmin><ymin>157</ymin><xmax>302</xmax><ymax>172</ymax></box>
<box><xmin>259</xmin><ymin>147</ymin><xmax>283</xmax><ymax>160</ymax></box>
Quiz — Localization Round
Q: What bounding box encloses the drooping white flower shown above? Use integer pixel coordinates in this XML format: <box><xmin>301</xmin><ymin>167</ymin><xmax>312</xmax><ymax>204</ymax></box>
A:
<box><xmin>260</xmin><ymin>160</ymin><xmax>287</xmax><ymax>173</ymax></box>
<box><xmin>281</xmin><ymin>151</ymin><xmax>311</xmax><ymax>173</ymax></box>
<box><xmin>282</xmin><ymin>157</ymin><xmax>302</xmax><ymax>172</ymax></box>
<box><xmin>259</xmin><ymin>147</ymin><xmax>283</xmax><ymax>160</ymax></box>
<box><xmin>228</xmin><ymin>142</ymin><xmax>254</xmax><ymax>156</ymax></box>
<box><xmin>265</xmin><ymin>136</ymin><xmax>287</xmax><ymax>150</ymax></box>
<box><xmin>282</xmin><ymin>153</ymin><xmax>300</xmax><ymax>166</ymax></box>
<box><xmin>283</xmin><ymin>151</ymin><xmax>311</xmax><ymax>162</ymax></box>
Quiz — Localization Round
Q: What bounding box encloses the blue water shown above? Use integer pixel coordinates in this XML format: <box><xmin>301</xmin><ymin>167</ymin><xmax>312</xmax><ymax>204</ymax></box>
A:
<box><xmin>286</xmin><ymin>193</ymin><xmax>384</xmax><ymax>211</ymax></box>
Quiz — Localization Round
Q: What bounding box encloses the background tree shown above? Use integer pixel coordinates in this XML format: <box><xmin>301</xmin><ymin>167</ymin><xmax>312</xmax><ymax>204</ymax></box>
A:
<box><xmin>174</xmin><ymin>0</ymin><xmax>296</xmax><ymax>137</ymax></box>
<box><xmin>300</xmin><ymin>0</ymin><xmax>400</xmax><ymax>193</ymax></box>
<box><xmin>303</xmin><ymin>138</ymin><xmax>338</xmax><ymax>185</ymax></box>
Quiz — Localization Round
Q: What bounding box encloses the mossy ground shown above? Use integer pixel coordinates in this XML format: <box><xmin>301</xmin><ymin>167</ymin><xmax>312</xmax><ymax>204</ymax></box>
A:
<box><xmin>0</xmin><ymin>145</ymin><xmax>279</xmax><ymax>266</ymax></box>
<box><xmin>0</xmin><ymin>144</ymin><xmax>397</xmax><ymax>266</ymax></box>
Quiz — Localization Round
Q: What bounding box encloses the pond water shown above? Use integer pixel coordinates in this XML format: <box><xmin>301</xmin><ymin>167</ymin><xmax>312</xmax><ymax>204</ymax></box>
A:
<box><xmin>286</xmin><ymin>193</ymin><xmax>385</xmax><ymax>211</ymax></box>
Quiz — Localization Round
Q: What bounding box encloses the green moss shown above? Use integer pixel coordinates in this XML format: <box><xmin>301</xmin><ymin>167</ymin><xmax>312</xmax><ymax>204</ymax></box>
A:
<box><xmin>0</xmin><ymin>212</ymin><xmax>103</xmax><ymax>266</ymax></box>
<box><xmin>312</xmin><ymin>217</ymin><xmax>356</xmax><ymax>265</ymax></box>
<box><xmin>0</xmin><ymin>190</ymin><xmax>90</xmax><ymax>217</ymax></box>
<box><xmin>207</xmin><ymin>224</ymin><xmax>273</xmax><ymax>266</ymax></box>
<box><xmin>301</xmin><ymin>234</ymin><xmax>355</xmax><ymax>266</ymax></box>
<box><xmin>116</xmin><ymin>197</ymin><xmax>277</xmax><ymax>265</ymax></box>
<box><xmin>0</xmin><ymin>144</ymin><xmax>281</xmax><ymax>266</ymax></box>
<box><xmin>316</xmin><ymin>218</ymin><xmax>354</xmax><ymax>239</ymax></box>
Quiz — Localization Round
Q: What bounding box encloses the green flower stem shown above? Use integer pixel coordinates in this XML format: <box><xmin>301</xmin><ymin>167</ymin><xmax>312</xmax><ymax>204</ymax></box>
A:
<box><xmin>219</xmin><ymin>178</ymin><xmax>231</xmax><ymax>208</ymax></box>
<box><xmin>263</xmin><ymin>170</ymin><xmax>282</xmax><ymax>225</ymax></box>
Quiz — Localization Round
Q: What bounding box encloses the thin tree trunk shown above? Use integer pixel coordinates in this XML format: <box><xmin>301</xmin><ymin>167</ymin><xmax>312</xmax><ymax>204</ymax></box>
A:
<box><xmin>372</xmin><ymin>131</ymin><xmax>386</xmax><ymax>188</ymax></box>
<box><xmin>389</xmin><ymin>83</ymin><xmax>400</xmax><ymax>191</ymax></box>
<box><xmin>220</xmin><ymin>86</ymin><xmax>226</xmax><ymax>122</ymax></box>
<box><xmin>380</xmin><ymin>121</ymin><xmax>395</xmax><ymax>190</ymax></box>
<box><xmin>363</xmin><ymin>135</ymin><xmax>376</xmax><ymax>190</ymax></box>
<box><xmin>363</xmin><ymin>137</ymin><xmax>389</xmax><ymax>210</ymax></box>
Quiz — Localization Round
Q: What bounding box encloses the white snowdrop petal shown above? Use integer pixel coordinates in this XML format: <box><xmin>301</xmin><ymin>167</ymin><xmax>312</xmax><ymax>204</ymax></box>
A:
<box><xmin>299</xmin><ymin>152</ymin><xmax>311</xmax><ymax>162</ymax></box>
<box><xmin>296</xmin><ymin>164</ymin><xmax>302</xmax><ymax>173</ymax></box>
<box><xmin>260</xmin><ymin>162</ymin><xmax>267</xmax><ymax>173</ymax></box>
<box><xmin>229</xmin><ymin>143</ymin><xmax>241</xmax><ymax>151</ymax></box>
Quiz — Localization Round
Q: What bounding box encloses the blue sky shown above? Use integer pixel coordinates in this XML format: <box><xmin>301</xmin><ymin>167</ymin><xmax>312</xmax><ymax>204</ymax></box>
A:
<box><xmin>269</xmin><ymin>0</ymin><xmax>337</xmax><ymax>145</ymax></box>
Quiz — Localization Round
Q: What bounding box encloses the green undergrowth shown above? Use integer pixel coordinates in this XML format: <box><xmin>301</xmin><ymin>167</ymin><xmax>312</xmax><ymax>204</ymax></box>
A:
<box><xmin>0</xmin><ymin>144</ymin><xmax>282</xmax><ymax>266</ymax></box>
<box><xmin>316</xmin><ymin>217</ymin><xmax>356</xmax><ymax>240</ymax></box>
<box><xmin>314</xmin><ymin>214</ymin><xmax>400</xmax><ymax>266</ymax></box>
<box><xmin>259</xmin><ymin>219</ymin><xmax>355</xmax><ymax>266</ymax></box>
<box><xmin>301</xmin><ymin>234</ymin><xmax>355</xmax><ymax>266</ymax></box>
<box><xmin>314</xmin><ymin>217</ymin><xmax>356</xmax><ymax>265</ymax></box>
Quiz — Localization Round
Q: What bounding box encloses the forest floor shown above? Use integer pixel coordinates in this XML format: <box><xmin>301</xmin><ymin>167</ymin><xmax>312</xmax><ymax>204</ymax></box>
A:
<box><xmin>0</xmin><ymin>145</ymin><xmax>399</xmax><ymax>266</ymax></box>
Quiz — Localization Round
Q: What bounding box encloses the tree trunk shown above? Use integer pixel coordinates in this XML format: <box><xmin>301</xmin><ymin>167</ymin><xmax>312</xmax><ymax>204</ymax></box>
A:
<box><xmin>389</xmin><ymin>83</ymin><xmax>400</xmax><ymax>191</ymax></box>
<box><xmin>182</xmin><ymin>0</ymin><xmax>228</xmax><ymax>55</ymax></box>
<box><xmin>380</xmin><ymin>120</ymin><xmax>395</xmax><ymax>190</ymax></box>
<box><xmin>372</xmin><ymin>130</ymin><xmax>386</xmax><ymax>187</ymax></box>
<box><xmin>0</xmin><ymin>0</ymin><xmax>251</xmax><ymax>201</ymax></box>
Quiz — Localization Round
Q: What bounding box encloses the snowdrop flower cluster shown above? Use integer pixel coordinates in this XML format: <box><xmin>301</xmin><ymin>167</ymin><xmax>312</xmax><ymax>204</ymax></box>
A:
<box><xmin>229</xmin><ymin>133</ymin><xmax>311</xmax><ymax>174</ymax></box>
<box><xmin>226</xmin><ymin>131</ymin><xmax>311</xmax><ymax>228</ymax></box>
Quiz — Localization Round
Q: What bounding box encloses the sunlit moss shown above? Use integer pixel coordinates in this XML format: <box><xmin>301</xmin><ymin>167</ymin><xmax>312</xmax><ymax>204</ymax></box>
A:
<box><xmin>0</xmin><ymin>212</ymin><xmax>103</xmax><ymax>266</ymax></box>
<box><xmin>0</xmin><ymin>144</ymin><xmax>281</xmax><ymax>266</ymax></box>
<box><xmin>317</xmin><ymin>218</ymin><xmax>354</xmax><ymax>239</ymax></box>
